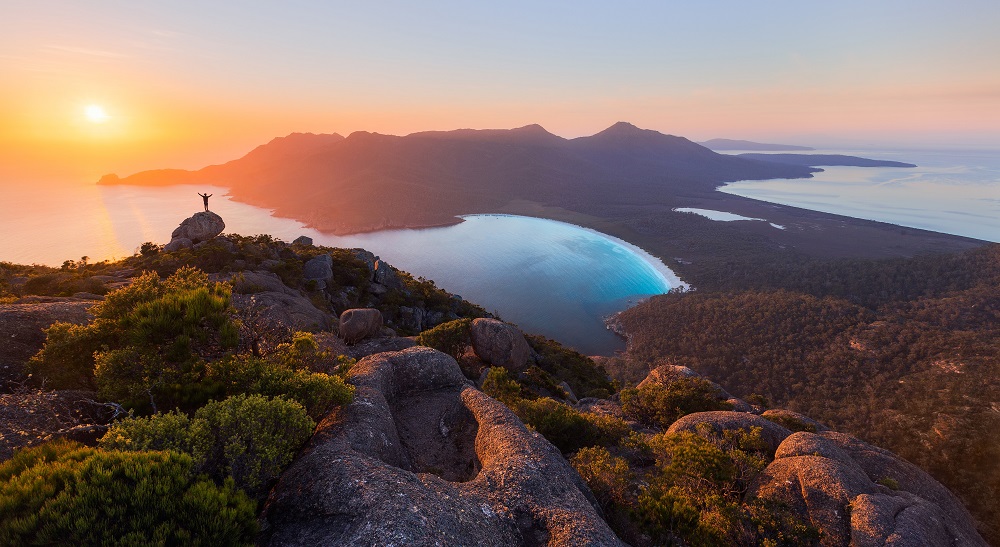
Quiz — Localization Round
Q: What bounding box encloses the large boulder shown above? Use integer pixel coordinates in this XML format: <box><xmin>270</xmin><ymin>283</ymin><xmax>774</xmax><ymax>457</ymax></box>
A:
<box><xmin>339</xmin><ymin>308</ymin><xmax>383</xmax><ymax>344</ymax></box>
<box><xmin>169</xmin><ymin>211</ymin><xmax>225</xmax><ymax>244</ymax></box>
<box><xmin>231</xmin><ymin>292</ymin><xmax>331</xmax><ymax>332</ymax></box>
<box><xmin>260</xmin><ymin>347</ymin><xmax>623</xmax><ymax>546</ymax></box>
<box><xmin>470</xmin><ymin>318</ymin><xmax>531</xmax><ymax>373</ymax></box>
<box><xmin>748</xmin><ymin>431</ymin><xmax>986</xmax><ymax>546</ymax></box>
<box><xmin>344</xmin><ymin>336</ymin><xmax>417</xmax><ymax>360</ymax></box>
<box><xmin>303</xmin><ymin>254</ymin><xmax>333</xmax><ymax>282</ymax></box>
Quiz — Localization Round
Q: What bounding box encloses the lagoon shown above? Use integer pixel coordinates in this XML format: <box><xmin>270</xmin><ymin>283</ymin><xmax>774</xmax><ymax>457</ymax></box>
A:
<box><xmin>0</xmin><ymin>183</ymin><xmax>682</xmax><ymax>355</ymax></box>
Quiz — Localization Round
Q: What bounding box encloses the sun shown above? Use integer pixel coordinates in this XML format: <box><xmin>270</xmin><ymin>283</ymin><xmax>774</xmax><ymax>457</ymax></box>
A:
<box><xmin>84</xmin><ymin>104</ymin><xmax>109</xmax><ymax>123</ymax></box>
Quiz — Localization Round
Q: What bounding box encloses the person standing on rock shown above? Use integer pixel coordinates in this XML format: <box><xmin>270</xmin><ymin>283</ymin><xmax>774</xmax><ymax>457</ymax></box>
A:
<box><xmin>198</xmin><ymin>192</ymin><xmax>212</xmax><ymax>212</ymax></box>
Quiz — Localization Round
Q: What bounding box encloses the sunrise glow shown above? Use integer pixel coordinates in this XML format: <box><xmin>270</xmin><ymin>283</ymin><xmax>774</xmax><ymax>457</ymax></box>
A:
<box><xmin>84</xmin><ymin>105</ymin><xmax>109</xmax><ymax>123</ymax></box>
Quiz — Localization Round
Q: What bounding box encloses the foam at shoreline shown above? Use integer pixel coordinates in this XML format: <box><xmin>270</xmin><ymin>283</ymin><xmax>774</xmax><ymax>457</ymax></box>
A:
<box><xmin>459</xmin><ymin>214</ymin><xmax>690</xmax><ymax>292</ymax></box>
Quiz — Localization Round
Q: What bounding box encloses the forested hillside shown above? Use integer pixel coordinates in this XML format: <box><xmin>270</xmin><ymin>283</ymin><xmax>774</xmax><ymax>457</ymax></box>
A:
<box><xmin>615</xmin><ymin>243</ymin><xmax>1000</xmax><ymax>542</ymax></box>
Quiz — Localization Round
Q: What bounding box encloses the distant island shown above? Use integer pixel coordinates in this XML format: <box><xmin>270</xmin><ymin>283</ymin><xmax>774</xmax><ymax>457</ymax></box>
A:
<box><xmin>699</xmin><ymin>138</ymin><xmax>814</xmax><ymax>151</ymax></box>
<box><xmin>738</xmin><ymin>153</ymin><xmax>917</xmax><ymax>168</ymax></box>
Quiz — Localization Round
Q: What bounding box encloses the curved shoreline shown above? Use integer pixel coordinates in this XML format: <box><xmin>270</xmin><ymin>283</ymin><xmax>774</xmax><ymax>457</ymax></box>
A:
<box><xmin>458</xmin><ymin>213</ymin><xmax>690</xmax><ymax>292</ymax></box>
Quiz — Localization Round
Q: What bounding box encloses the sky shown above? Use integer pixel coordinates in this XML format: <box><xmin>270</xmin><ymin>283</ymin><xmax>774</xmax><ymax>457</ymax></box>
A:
<box><xmin>2</xmin><ymin>0</ymin><xmax>999</xmax><ymax>182</ymax></box>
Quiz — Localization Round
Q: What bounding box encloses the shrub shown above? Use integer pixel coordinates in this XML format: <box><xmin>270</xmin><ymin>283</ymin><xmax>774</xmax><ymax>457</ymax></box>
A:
<box><xmin>620</xmin><ymin>377</ymin><xmax>733</xmax><ymax>430</ymax></box>
<box><xmin>101</xmin><ymin>395</ymin><xmax>316</xmax><ymax>501</ymax></box>
<box><xmin>526</xmin><ymin>334</ymin><xmax>615</xmax><ymax>398</ymax></box>
<box><xmin>481</xmin><ymin>366</ymin><xmax>523</xmax><ymax>406</ymax></box>
<box><xmin>28</xmin><ymin>268</ymin><xmax>238</xmax><ymax>400</ymax></box>
<box><xmin>571</xmin><ymin>446</ymin><xmax>634</xmax><ymax>508</ymax></box>
<box><xmin>100</xmin><ymin>410</ymin><xmax>194</xmax><ymax>454</ymax></box>
<box><xmin>188</xmin><ymin>395</ymin><xmax>315</xmax><ymax>499</ymax></box>
<box><xmin>206</xmin><ymin>355</ymin><xmax>353</xmax><ymax>419</ymax></box>
<box><xmin>94</xmin><ymin>347</ymin><xmax>212</xmax><ymax>412</ymax></box>
<box><xmin>763</xmin><ymin>413</ymin><xmax>818</xmax><ymax>433</ymax></box>
<box><xmin>877</xmin><ymin>477</ymin><xmax>900</xmax><ymax>490</ymax></box>
<box><xmin>26</xmin><ymin>322</ymin><xmax>103</xmax><ymax>389</ymax></box>
<box><xmin>0</xmin><ymin>440</ymin><xmax>257</xmax><ymax>545</ymax></box>
<box><xmin>417</xmin><ymin>318</ymin><xmax>472</xmax><ymax>359</ymax></box>
<box><xmin>482</xmin><ymin>367</ymin><xmax>628</xmax><ymax>453</ymax></box>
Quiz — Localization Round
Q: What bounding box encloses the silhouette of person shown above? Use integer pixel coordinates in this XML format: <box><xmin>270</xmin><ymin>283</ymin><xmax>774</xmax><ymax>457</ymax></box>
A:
<box><xmin>198</xmin><ymin>192</ymin><xmax>212</xmax><ymax>212</ymax></box>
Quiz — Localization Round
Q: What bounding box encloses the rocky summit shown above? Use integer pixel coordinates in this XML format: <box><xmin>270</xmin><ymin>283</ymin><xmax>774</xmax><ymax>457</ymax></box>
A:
<box><xmin>164</xmin><ymin>210</ymin><xmax>225</xmax><ymax>251</ymax></box>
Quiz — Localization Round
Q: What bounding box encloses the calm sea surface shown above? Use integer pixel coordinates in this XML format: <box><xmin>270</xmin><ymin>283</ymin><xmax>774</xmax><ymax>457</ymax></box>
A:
<box><xmin>719</xmin><ymin>148</ymin><xmax>1000</xmax><ymax>242</ymax></box>
<box><xmin>0</xmin><ymin>184</ymin><xmax>679</xmax><ymax>355</ymax></box>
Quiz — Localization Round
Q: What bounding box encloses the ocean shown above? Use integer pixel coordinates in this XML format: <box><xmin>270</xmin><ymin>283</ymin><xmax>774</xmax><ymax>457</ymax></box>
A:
<box><xmin>718</xmin><ymin>147</ymin><xmax>1000</xmax><ymax>242</ymax></box>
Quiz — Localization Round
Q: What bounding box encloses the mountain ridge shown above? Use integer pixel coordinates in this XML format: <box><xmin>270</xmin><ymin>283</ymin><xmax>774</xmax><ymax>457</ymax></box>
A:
<box><xmin>99</xmin><ymin>122</ymin><xmax>817</xmax><ymax>234</ymax></box>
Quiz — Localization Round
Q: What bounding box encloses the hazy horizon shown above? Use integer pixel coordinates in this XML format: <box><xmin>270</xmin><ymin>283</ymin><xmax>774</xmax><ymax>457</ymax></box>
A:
<box><xmin>2</xmin><ymin>1</ymin><xmax>998</xmax><ymax>182</ymax></box>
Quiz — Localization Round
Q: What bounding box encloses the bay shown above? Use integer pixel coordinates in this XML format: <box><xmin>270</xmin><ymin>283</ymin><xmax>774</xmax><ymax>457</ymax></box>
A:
<box><xmin>0</xmin><ymin>183</ymin><xmax>682</xmax><ymax>355</ymax></box>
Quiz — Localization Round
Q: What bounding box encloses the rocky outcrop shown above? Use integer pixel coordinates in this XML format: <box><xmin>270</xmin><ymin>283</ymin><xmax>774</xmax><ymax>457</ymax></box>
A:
<box><xmin>0</xmin><ymin>300</ymin><xmax>95</xmax><ymax>390</ymax></box>
<box><xmin>373</xmin><ymin>259</ymin><xmax>403</xmax><ymax>289</ymax></box>
<box><xmin>470</xmin><ymin>318</ymin><xmax>531</xmax><ymax>372</ymax></box>
<box><xmin>226</xmin><ymin>270</ymin><xmax>332</xmax><ymax>331</ymax></box>
<box><xmin>260</xmin><ymin>347</ymin><xmax>623</xmax><ymax>546</ymax></box>
<box><xmin>748</xmin><ymin>431</ymin><xmax>986</xmax><ymax>546</ymax></box>
<box><xmin>350</xmin><ymin>249</ymin><xmax>404</xmax><ymax>290</ymax></box>
<box><xmin>166</xmin><ymin>211</ymin><xmax>225</xmax><ymax>250</ymax></box>
<box><xmin>343</xmin><ymin>336</ymin><xmax>417</xmax><ymax>360</ymax></box>
<box><xmin>338</xmin><ymin>308</ymin><xmax>383</xmax><ymax>344</ymax></box>
<box><xmin>303</xmin><ymin>254</ymin><xmax>333</xmax><ymax>286</ymax></box>
<box><xmin>292</xmin><ymin>235</ymin><xmax>313</xmax><ymax>246</ymax></box>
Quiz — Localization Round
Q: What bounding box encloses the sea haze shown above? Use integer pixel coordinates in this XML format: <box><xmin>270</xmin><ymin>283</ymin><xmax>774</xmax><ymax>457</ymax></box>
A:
<box><xmin>719</xmin><ymin>148</ymin><xmax>1000</xmax><ymax>242</ymax></box>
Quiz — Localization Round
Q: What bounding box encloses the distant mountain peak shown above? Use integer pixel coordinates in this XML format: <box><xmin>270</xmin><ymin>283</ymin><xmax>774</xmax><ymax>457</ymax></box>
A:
<box><xmin>511</xmin><ymin>123</ymin><xmax>550</xmax><ymax>134</ymax></box>
<box><xmin>600</xmin><ymin>121</ymin><xmax>643</xmax><ymax>134</ymax></box>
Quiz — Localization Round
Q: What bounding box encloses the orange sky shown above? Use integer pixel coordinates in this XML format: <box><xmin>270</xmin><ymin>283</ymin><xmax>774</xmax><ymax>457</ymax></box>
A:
<box><xmin>2</xmin><ymin>2</ymin><xmax>999</xmax><ymax>183</ymax></box>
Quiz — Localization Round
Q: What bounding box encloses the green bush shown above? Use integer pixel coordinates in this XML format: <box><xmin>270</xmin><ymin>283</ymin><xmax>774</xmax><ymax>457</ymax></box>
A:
<box><xmin>102</xmin><ymin>394</ymin><xmax>316</xmax><ymax>501</ymax></box>
<box><xmin>417</xmin><ymin>318</ymin><xmax>472</xmax><ymax>359</ymax></box>
<box><xmin>571</xmin><ymin>446</ymin><xmax>634</xmax><ymax>508</ymax></box>
<box><xmin>26</xmin><ymin>321</ymin><xmax>103</xmax><ymax>389</ymax></box>
<box><xmin>482</xmin><ymin>367</ymin><xmax>628</xmax><ymax>453</ymax></box>
<box><xmin>620</xmin><ymin>377</ymin><xmax>733</xmax><ymax>430</ymax></box>
<box><xmin>28</xmin><ymin>268</ymin><xmax>237</xmax><ymax>401</ymax></box>
<box><xmin>0</xmin><ymin>440</ymin><xmax>257</xmax><ymax>546</ymax></box>
<box><xmin>189</xmin><ymin>395</ymin><xmax>315</xmax><ymax>499</ymax></box>
<box><xmin>526</xmin><ymin>334</ymin><xmax>615</xmax><ymax>398</ymax></box>
<box><xmin>481</xmin><ymin>366</ymin><xmax>523</xmax><ymax>406</ymax></box>
<box><xmin>633</xmin><ymin>432</ymin><xmax>819</xmax><ymax>546</ymax></box>
<box><xmin>206</xmin><ymin>355</ymin><xmax>353</xmax><ymax>419</ymax></box>
<box><xmin>100</xmin><ymin>410</ymin><xmax>194</xmax><ymax>454</ymax></box>
<box><xmin>763</xmin><ymin>413</ymin><xmax>818</xmax><ymax>433</ymax></box>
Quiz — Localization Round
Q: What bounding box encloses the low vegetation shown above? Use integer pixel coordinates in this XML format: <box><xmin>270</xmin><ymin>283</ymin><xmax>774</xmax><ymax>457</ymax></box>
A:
<box><xmin>0</xmin><ymin>440</ymin><xmax>258</xmax><ymax>545</ymax></box>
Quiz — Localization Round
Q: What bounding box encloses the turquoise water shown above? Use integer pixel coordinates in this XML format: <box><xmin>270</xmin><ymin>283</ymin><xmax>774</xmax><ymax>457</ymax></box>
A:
<box><xmin>0</xmin><ymin>184</ymin><xmax>680</xmax><ymax>355</ymax></box>
<box><xmin>325</xmin><ymin>215</ymin><xmax>680</xmax><ymax>355</ymax></box>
